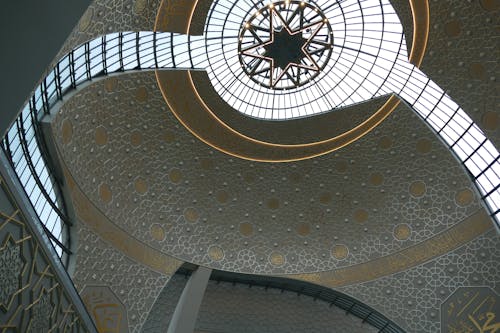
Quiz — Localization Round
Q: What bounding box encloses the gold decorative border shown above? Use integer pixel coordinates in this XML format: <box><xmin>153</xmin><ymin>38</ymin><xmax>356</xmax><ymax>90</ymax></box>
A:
<box><xmin>154</xmin><ymin>0</ymin><xmax>430</xmax><ymax>162</ymax></box>
<box><xmin>0</xmin><ymin>174</ymin><xmax>90</xmax><ymax>331</ymax></box>
<box><xmin>62</xmin><ymin>166</ymin><xmax>183</xmax><ymax>276</ymax></box>
<box><xmin>61</xmin><ymin>159</ymin><xmax>492</xmax><ymax>285</ymax></box>
<box><xmin>286</xmin><ymin>209</ymin><xmax>493</xmax><ymax>288</ymax></box>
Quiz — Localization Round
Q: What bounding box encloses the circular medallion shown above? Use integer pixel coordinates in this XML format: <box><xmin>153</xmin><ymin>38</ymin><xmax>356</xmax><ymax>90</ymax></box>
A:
<box><xmin>99</xmin><ymin>183</ymin><xmax>113</xmax><ymax>204</ymax></box>
<box><xmin>393</xmin><ymin>224</ymin><xmax>411</xmax><ymax>241</ymax></box>
<box><xmin>184</xmin><ymin>208</ymin><xmax>200</xmax><ymax>223</ymax></box>
<box><xmin>455</xmin><ymin>188</ymin><xmax>474</xmax><ymax>206</ymax></box>
<box><xmin>269</xmin><ymin>252</ymin><xmax>285</xmax><ymax>266</ymax></box>
<box><xmin>332</xmin><ymin>244</ymin><xmax>349</xmax><ymax>260</ymax></box>
<box><xmin>150</xmin><ymin>224</ymin><xmax>166</xmax><ymax>241</ymax></box>
<box><xmin>208</xmin><ymin>246</ymin><xmax>225</xmax><ymax>261</ymax></box>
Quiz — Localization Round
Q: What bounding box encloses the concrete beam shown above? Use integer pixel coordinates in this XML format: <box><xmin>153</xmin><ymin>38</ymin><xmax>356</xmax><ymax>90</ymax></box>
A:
<box><xmin>167</xmin><ymin>266</ymin><xmax>212</xmax><ymax>333</ymax></box>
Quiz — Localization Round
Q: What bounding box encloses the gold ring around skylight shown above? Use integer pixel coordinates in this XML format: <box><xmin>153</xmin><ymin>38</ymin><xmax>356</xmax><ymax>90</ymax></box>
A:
<box><xmin>154</xmin><ymin>0</ymin><xmax>429</xmax><ymax>162</ymax></box>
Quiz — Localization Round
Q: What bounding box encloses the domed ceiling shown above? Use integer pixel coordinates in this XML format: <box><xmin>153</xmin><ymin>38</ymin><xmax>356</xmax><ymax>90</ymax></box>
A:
<box><xmin>53</xmin><ymin>70</ymin><xmax>488</xmax><ymax>275</ymax></box>
<box><xmin>45</xmin><ymin>0</ymin><xmax>499</xmax><ymax>331</ymax></box>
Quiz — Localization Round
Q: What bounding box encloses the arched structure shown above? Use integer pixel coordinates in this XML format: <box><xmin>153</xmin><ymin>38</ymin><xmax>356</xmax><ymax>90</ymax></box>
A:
<box><xmin>0</xmin><ymin>0</ymin><xmax>498</xmax><ymax>332</ymax></box>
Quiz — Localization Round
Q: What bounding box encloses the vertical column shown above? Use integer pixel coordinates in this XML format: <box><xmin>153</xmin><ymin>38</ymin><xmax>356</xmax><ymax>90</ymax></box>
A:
<box><xmin>167</xmin><ymin>266</ymin><xmax>212</xmax><ymax>333</ymax></box>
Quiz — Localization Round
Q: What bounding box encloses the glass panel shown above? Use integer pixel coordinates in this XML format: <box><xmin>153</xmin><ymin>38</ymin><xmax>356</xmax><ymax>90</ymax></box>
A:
<box><xmin>122</xmin><ymin>32</ymin><xmax>138</xmax><ymax>70</ymax></box>
<box><xmin>106</xmin><ymin>32</ymin><xmax>121</xmax><ymax>72</ymax></box>
<box><xmin>138</xmin><ymin>31</ymin><xmax>155</xmax><ymax>68</ymax></box>
<box><xmin>89</xmin><ymin>37</ymin><xmax>104</xmax><ymax>77</ymax></box>
<box><xmin>59</xmin><ymin>55</ymin><xmax>72</xmax><ymax>92</ymax></box>
<box><xmin>73</xmin><ymin>44</ymin><xmax>87</xmax><ymax>84</ymax></box>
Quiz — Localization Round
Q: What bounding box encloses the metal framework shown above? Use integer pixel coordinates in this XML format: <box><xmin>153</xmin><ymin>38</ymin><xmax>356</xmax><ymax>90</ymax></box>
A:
<box><xmin>1</xmin><ymin>31</ymin><xmax>207</xmax><ymax>261</ymax></box>
<box><xmin>177</xmin><ymin>264</ymin><xmax>406</xmax><ymax>333</ymax></box>
<box><xmin>204</xmin><ymin>0</ymin><xmax>407</xmax><ymax>119</ymax></box>
<box><xmin>238</xmin><ymin>0</ymin><xmax>334</xmax><ymax>89</ymax></box>
<box><xmin>1</xmin><ymin>0</ymin><xmax>499</xmax><ymax>261</ymax></box>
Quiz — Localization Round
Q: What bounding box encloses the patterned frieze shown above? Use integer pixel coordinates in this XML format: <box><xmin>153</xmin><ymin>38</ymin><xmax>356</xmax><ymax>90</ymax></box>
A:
<box><xmin>52</xmin><ymin>71</ymin><xmax>486</xmax><ymax>276</ymax></box>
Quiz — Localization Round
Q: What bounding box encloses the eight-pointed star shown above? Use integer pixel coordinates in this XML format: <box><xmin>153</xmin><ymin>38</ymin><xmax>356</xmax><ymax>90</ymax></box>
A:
<box><xmin>241</xmin><ymin>6</ymin><xmax>325</xmax><ymax>88</ymax></box>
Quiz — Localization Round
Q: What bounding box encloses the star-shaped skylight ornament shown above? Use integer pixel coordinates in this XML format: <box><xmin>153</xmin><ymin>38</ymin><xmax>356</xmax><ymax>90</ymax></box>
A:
<box><xmin>238</xmin><ymin>1</ymin><xmax>333</xmax><ymax>90</ymax></box>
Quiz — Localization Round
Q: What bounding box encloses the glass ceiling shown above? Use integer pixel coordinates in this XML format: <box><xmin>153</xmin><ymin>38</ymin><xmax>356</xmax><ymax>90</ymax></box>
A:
<box><xmin>204</xmin><ymin>0</ymin><xmax>407</xmax><ymax>119</ymax></box>
<box><xmin>1</xmin><ymin>0</ymin><xmax>499</xmax><ymax>260</ymax></box>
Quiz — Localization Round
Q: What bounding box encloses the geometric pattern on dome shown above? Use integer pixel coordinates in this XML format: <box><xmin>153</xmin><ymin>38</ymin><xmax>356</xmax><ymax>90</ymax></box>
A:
<box><xmin>238</xmin><ymin>1</ymin><xmax>333</xmax><ymax>90</ymax></box>
<box><xmin>2</xmin><ymin>0</ymin><xmax>498</xmax><ymax>330</ymax></box>
<box><xmin>2</xmin><ymin>0</ymin><xmax>499</xmax><ymax>245</ymax></box>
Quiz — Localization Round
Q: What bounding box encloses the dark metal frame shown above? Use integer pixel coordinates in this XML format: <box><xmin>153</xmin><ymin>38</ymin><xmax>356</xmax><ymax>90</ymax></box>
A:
<box><xmin>1</xmin><ymin>20</ymin><xmax>498</xmax><ymax>265</ymax></box>
<box><xmin>177</xmin><ymin>264</ymin><xmax>406</xmax><ymax>333</ymax></box>
<box><xmin>0</xmin><ymin>32</ymin><xmax>203</xmax><ymax>264</ymax></box>
<box><xmin>238</xmin><ymin>0</ymin><xmax>334</xmax><ymax>89</ymax></box>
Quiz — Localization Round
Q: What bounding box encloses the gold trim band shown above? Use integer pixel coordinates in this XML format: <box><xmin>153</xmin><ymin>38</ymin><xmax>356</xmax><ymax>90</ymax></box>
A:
<box><xmin>287</xmin><ymin>209</ymin><xmax>492</xmax><ymax>287</ymax></box>
<box><xmin>63</xmin><ymin>160</ymin><xmax>492</xmax><ymax>285</ymax></box>
<box><xmin>154</xmin><ymin>0</ymin><xmax>430</xmax><ymax>162</ymax></box>
<box><xmin>63</xmin><ymin>166</ymin><xmax>183</xmax><ymax>276</ymax></box>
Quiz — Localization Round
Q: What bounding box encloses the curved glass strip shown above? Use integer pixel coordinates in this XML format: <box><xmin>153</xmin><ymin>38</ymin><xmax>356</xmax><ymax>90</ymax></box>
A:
<box><xmin>2</xmin><ymin>11</ymin><xmax>498</xmax><ymax>263</ymax></box>
<box><xmin>0</xmin><ymin>32</ymin><xmax>207</xmax><ymax>261</ymax></box>
<box><xmin>391</xmin><ymin>64</ymin><xmax>500</xmax><ymax>227</ymax></box>
<box><xmin>202</xmin><ymin>0</ymin><xmax>500</xmax><ymax>225</ymax></box>
<box><xmin>2</xmin><ymin>104</ymin><xmax>70</xmax><ymax>259</ymax></box>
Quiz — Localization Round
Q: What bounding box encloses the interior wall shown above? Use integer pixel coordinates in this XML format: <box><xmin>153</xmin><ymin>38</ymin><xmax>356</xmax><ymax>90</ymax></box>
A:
<box><xmin>0</xmin><ymin>0</ymin><xmax>92</xmax><ymax>137</ymax></box>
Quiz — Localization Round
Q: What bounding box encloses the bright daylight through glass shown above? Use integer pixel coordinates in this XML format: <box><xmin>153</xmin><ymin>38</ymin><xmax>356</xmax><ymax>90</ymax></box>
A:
<box><xmin>2</xmin><ymin>0</ymin><xmax>499</xmax><ymax>259</ymax></box>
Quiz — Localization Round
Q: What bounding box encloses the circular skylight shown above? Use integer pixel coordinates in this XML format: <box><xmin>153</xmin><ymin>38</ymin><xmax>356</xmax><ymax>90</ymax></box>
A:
<box><xmin>204</xmin><ymin>0</ymin><xmax>408</xmax><ymax>120</ymax></box>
